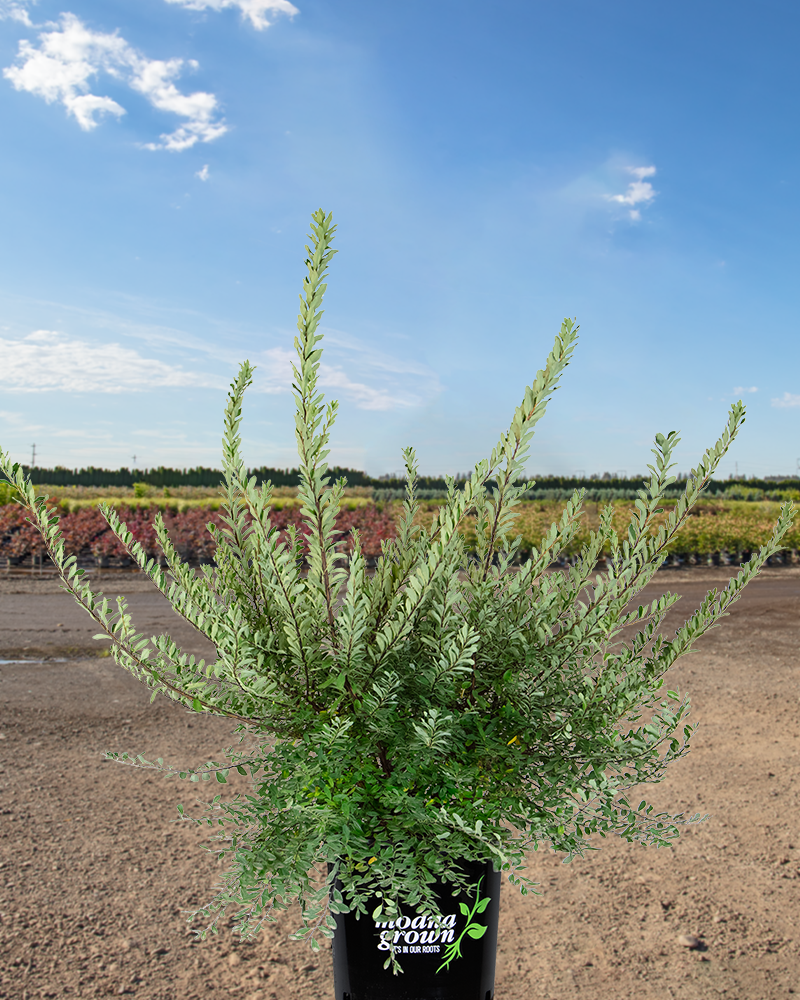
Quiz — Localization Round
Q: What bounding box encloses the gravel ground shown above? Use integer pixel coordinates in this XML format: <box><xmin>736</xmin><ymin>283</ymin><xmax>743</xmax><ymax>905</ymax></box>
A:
<box><xmin>1</xmin><ymin>567</ymin><xmax>799</xmax><ymax>999</ymax></box>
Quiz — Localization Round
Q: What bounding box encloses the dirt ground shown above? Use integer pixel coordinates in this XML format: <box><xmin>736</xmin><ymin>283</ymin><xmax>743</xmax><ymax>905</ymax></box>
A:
<box><xmin>1</xmin><ymin>565</ymin><xmax>799</xmax><ymax>1000</ymax></box>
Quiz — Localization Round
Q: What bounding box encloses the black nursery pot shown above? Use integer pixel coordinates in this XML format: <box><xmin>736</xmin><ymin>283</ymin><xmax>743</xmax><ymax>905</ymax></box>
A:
<box><xmin>331</xmin><ymin>859</ymin><xmax>501</xmax><ymax>1000</ymax></box>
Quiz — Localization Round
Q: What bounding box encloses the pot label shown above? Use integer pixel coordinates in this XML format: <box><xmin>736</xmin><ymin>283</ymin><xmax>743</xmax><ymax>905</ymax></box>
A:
<box><xmin>375</xmin><ymin>912</ymin><xmax>457</xmax><ymax>952</ymax></box>
<box><xmin>373</xmin><ymin>875</ymin><xmax>491</xmax><ymax>972</ymax></box>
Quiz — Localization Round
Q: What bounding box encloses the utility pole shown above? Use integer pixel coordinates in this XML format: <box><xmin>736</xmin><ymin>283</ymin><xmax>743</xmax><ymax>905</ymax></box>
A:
<box><xmin>31</xmin><ymin>444</ymin><xmax>36</xmax><ymax>468</ymax></box>
<box><xmin>132</xmin><ymin>454</ymin><xmax>137</xmax><ymax>467</ymax></box>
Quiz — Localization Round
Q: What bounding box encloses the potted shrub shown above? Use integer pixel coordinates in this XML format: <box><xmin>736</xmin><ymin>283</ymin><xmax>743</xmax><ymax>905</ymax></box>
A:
<box><xmin>1</xmin><ymin>210</ymin><xmax>794</xmax><ymax>1000</ymax></box>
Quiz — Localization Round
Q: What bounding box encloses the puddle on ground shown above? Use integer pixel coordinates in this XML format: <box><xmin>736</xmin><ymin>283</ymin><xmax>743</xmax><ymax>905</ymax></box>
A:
<box><xmin>0</xmin><ymin>658</ymin><xmax>68</xmax><ymax>664</ymax></box>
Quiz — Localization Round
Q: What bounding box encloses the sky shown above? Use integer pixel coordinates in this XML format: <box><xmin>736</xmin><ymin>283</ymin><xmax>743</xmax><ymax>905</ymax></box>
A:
<box><xmin>0</xmin><ymin>0</ymin><xmax>798</xmax><ymax>479</ymax></box>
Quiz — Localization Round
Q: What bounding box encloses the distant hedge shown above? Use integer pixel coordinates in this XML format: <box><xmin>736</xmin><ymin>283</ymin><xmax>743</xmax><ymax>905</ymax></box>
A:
<box><xmin>8</xmin><ymin>464</ymin><xmax>800</xmax><ymax>497</ymax></box>
<box><xmin>11</xmin><ymin>464</ymin><xmax>374</xmax><ymax>489</ymax></box>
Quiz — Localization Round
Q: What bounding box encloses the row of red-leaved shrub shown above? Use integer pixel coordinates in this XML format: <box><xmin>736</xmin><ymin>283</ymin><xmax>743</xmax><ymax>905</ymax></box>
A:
<box><xmin>0</xmin><ymin>504</ymin><xmax>398</xmax><ymax>566</ymax></box>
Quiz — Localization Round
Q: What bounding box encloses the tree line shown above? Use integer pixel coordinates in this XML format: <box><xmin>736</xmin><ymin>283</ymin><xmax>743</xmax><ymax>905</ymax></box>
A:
<box><xmin>12</xmin><ymin>464</ymin><xmax>800</xmax><ymax>494</ymax></box>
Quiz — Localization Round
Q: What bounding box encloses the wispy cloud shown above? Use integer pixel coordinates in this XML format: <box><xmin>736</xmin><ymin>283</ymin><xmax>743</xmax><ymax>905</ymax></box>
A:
<box><xmin>0</xmin><ymin>0</ymin><xmax>35</xmax><ymax>25</ymax></box>
<box><xmin>772</xmin><ymin>392</ymin><xmax>800</xmax><ymax>409</ymax></box>
<box><xmin>257</xmin><ymin>347</ymin><xmax>411</xmax><ymax>411</ymax></box>
<box><xmin>2</xmin><ymin>13</ymin><xmax>227</xmax><ymax>150</ymax></box>
<box><xmin>0</xmin><ymin>408</ymin><xmax>42</xmax><ymax>431</ymax></box>
<box><xmin>196</xmin><ymin>163</ymin><xmax>210</xmax><ymax>180</ymax></box>
<box><xmin>164</xmin><ymin>0</ymin><xmax>299</xmax><ymax>31</ymax></box>
<box><xmin>606</xmin><ymin>165</ymin><xmax>657</xmax><ymax>221</ymax></box>
<box><xmin>0</xmin><ymin>330</ymin><xmax>227</xmax><ymax>391</ymax></box>
<box><xmin>0</xmin><ymin>288</ymin><xmax>443</xmax><ymax>409</ymax></box>
<box><xmin>733</xmin><ymin>386</ymin><xmax>758</xmax><ymax>394</ymax></box>
<box><xmin>256</xmin><ymin>331</ymin><xmax>443</xmax><ymax>411</ymax></box>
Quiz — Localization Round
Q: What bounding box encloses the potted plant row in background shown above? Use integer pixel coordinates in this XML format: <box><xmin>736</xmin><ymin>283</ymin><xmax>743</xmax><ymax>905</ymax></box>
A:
<box><xmin>2</xmin><ymin>489</ymin><xmax>797</xmax><ymax>573</ymax></box>
<box><xmin>0</xmin><ymin>501</ymin><xmax>398</xmax><ymax>569</ymax></box>
<box><xmin>1</xmin><ymin>210</ymin><xmax>793</xmax><ymax>1000</ymax></box>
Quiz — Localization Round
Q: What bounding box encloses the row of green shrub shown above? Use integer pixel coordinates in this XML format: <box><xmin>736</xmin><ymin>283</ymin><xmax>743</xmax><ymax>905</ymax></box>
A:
<box><xmin>489</xmin><ymin>499</ymin><xmax>800</xmax><ymax>560</ymax></box>
<box><xmin>0</xmin><ymin>482</ymin><xmax>373</xmax><ymax>512</ymax></box>
<box><xmin>373</xmin><ymin>486</ymin><xmax>800</xmax><ymax>503</ymax></box>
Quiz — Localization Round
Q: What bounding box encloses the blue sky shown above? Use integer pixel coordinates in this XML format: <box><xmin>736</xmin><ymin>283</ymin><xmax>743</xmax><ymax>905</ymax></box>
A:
<box><xmin>0</xmin><ymin>0</ymin><xmax>798</xmax><ymax>479</ymax></box>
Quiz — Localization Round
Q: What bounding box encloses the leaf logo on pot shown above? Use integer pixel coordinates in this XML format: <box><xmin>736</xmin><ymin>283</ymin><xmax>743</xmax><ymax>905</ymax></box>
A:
<box><xmin>436</xmin><ymin>876</ymin><xmax>490</xmax><ymax>973</ymax></box>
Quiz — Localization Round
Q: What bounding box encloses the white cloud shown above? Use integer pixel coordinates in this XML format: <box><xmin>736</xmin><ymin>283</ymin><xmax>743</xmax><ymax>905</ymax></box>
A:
<box><xmin>257</xmin><ymin>347</ymin><xmax>409</xmax><ymax>411</ymax></box>
<box><xmin>0</xmin><ymin>330</ymin><xmax>226</xmax><ymax>392</ymax></box>
<box><xmin>606</xmin><ymin>165</ymin><xmax>657</xmax><ymax>221</ymax></box>
<box><xmin>0</xmin><ymin>408</ymin><xmax>39</xmax><ymax>429</ymax></box>
<box><xmin>196</xmin><ymin>163</ymin><xmax>210</xmax><ymax>180</ymax></box>
<box><xmin>256</xmin><ymin>334</ymin><xmax>442</xmax><ymax>411</ymax></box>
<box><xmin>2</xmin><ymin>13</ymin><xmax>227</xmax><ymax>149</ymax></box>
<box><xmin>164</xmin><ymin>0</ymin><xmax>299</xmax><ymax>31</ymax></box>
<box><xmin>318</xmin><ymin>366</ymin><xmax>409</xmax><ymax>411</ymax></box>
<box><xmin>733</xmin><ymin>386</ymin><xmax>758</xmax><ymax>394</ymax></box>
<box><xmin>0</xmin><ymin>0</ymin><xmax>35</xmax><ymax>25</ymax></box>
<box><xmin>772</xmin><ymin>392</ymin><xmax>800</xmax><ymax>409</ymax></box>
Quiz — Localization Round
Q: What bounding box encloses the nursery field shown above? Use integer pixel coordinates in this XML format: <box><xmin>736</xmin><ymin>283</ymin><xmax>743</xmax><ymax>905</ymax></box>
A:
<box><xmin>455</xmin><ymin>498</ymin><xmax>800</xmax><ymax>564</ymax></box>
<box><xmin>1</xmin><ymin>497</ymin><xmax>799</xmax><ymax>568</ymax></box>
<box><xmin>1</xmin><ymin>565</ymin><xmax>799</xmax><ymax>999</ymax></box>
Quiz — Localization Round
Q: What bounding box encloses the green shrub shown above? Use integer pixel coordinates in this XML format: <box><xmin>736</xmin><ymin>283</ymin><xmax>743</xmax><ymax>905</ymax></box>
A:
<box><xmin>0</xmin><ymin>211</ymin><xmax>793</xmax><ymax>969</ymax></box>
<box><xmin>0</xmin><ymin>481</ymin><xmax>19</xmax><ymax>506</ymax></box>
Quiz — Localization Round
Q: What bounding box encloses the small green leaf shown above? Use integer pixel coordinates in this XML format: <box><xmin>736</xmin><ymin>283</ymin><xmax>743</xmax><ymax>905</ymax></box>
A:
<box><xmin>467</xmin><ymin>924</ymin><xmax>488</xmax><ymax>939</ymax></box>
<box><xmin>459</xmin><ymin>902</ymin><xmax>470</xmax><ymax>916</ymax></box>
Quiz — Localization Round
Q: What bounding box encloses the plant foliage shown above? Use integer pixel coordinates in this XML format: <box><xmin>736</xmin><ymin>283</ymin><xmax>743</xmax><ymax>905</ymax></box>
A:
<box><xmin>0</xmin><ymin>210</ymin><xmax>795</xmax><ymax>959</ymax></box>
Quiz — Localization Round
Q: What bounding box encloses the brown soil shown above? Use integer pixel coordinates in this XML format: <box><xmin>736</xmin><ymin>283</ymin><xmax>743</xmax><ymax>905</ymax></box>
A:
<box><xmin>1</xmin><ymin>567</ymin><xmax>799</xmax><ymax>1000</ymax></box>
